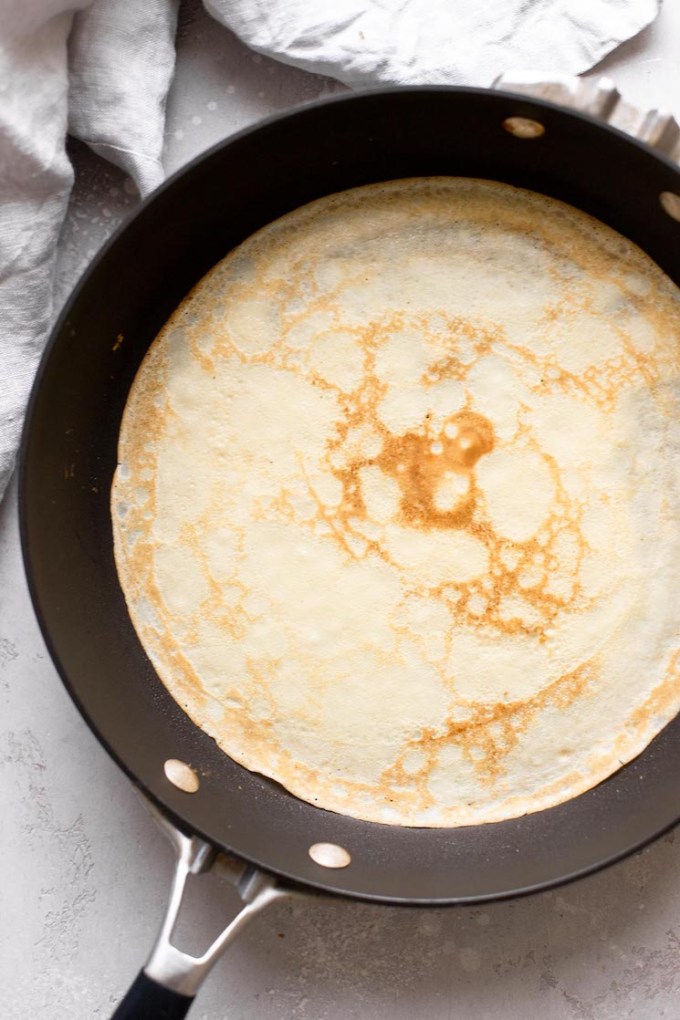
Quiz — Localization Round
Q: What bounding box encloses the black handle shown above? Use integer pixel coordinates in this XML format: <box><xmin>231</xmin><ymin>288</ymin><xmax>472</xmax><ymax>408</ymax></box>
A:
<box><xmin>111</xmin><ymin>970</ymin><xmax>194</xmax><ymax>1020</ymax></box>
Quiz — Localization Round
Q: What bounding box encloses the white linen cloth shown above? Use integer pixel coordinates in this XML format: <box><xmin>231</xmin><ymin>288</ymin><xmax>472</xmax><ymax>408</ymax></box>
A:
<box><xmin>0</xmin><ymin>0</ymin><xmax>660</xmax><ymax>501</ymax></box>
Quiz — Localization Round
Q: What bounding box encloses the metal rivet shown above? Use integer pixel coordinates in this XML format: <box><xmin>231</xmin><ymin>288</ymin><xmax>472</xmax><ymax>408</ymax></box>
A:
<box><xmin>164</xmin><ymin>758</ymin><xmax>200</xmax><ymax>793</ymax></box>
<box><xmin>502</xmin><ymin>116</ymin><xmax>545</xmax><ymax>139</ymax></box>
<box><xmin>660</xmin><ymin>191</ymin><xmax>680</xmax><ymax>223</ymax></box>
<box><xmin>308</xmin><ymin>842</ymin><xmax>352</xmax><ymax>868</ymax></box>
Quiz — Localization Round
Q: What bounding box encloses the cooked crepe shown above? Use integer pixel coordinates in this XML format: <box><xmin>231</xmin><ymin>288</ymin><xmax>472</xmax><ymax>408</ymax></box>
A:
<box><xmin>112</xmin><ymin>178</ymin><xmax>680</xmax><ymax>827</ymax></box>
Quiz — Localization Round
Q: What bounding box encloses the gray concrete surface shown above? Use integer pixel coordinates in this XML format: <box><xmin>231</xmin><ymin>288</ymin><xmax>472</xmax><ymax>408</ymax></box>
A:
<box><xmin>3</xmin><ymin>2</ymin><xmax>680</xmax><ymax>1016</ymax></box>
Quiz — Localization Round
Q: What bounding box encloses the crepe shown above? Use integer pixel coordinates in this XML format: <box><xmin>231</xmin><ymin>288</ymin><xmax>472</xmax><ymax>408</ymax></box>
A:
<box><xmin>112</xmin><ymin>177</ymin><xmax>680</xmax><ymax>827</ymax></box>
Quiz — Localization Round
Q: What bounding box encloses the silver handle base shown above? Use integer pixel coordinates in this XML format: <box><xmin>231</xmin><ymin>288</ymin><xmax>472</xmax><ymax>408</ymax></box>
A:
<box><xmin>493</xmin><ymin>72</ymin><xmax>680</xmax><ymax>166</ymax></box>
<box><xmin>142</xmin><ymin>798</ymin><xmax>291</xmax><ymax>998</ymax></box>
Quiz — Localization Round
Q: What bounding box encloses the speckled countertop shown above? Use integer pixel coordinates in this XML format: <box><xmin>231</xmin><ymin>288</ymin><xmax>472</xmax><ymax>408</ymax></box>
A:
<box><xmin>3</xmin><ymin>3</ymin><xmax>680</xmax><ymax>1017</ymax></box>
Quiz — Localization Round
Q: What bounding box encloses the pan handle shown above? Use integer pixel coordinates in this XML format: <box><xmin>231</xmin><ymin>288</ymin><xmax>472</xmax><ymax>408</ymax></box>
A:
<box><xmin>492</xmin><ymin>73</ymin><xmax>680</xmax><ymax>167</ymax></box>
<box><xmin>110</xmin><ymin>800</ymin><xmax>289</xmax><ymax>1019</ymax></box>
<box><xmin>112</xmin><ymin>971</ymin><xmax>193</xmax><ymax>1019</ymax></box>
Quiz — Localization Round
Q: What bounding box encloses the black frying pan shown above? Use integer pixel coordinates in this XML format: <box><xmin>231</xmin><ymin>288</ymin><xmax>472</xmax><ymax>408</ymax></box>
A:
<box><xmin>19</xmin><ymin>84</ymin><xmax>680</xmax><ymax>1018</ymax></box>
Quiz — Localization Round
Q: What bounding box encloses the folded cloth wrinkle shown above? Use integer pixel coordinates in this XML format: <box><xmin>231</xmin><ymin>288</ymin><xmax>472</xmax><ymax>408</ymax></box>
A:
<box><xmin>0</xmin><ymin>3</ymin><xmax>75</xmax><ymax>495</ymax></box>
<box><xmin>0</xmin><ymin>0</ymin><xmax>661</xmax><ymax>501</ymax></box>
<box><xmin>68</xmin><ymin>0</ymin><xmax>180</xmax><ymax>192</ymax></box>
<box><xmin>206</xmin><ymin>0</ymin><xmax>659</xmax><ymax>87</ymax></box>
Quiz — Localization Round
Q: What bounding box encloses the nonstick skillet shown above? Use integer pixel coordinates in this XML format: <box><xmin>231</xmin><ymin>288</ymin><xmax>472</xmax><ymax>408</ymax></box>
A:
<box><xmin>20</xmin><ymin>77</ymin><xmax>680</xmax><ymax>1017</ymax></box>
